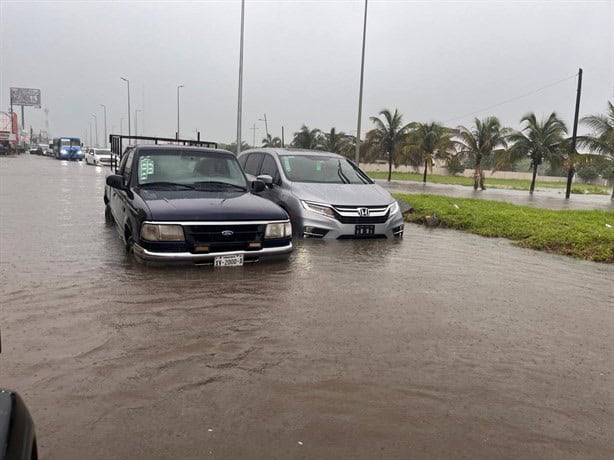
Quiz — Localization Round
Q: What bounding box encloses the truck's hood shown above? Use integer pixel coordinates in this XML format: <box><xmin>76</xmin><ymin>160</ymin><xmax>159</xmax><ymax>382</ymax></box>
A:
<box><xmin>138</xmin><ymin>189</ymin><xmax>288</xmax><ymax>222</ymax></box>
<box><xmin>290</xmin><ymin>182</ymin><xmax>394</xmax><ymax>206</ymax></box>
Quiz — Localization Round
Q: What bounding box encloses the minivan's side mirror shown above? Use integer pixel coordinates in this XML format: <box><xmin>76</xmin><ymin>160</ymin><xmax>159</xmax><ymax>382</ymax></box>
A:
<box><xmin>0</xmin><ymin>389</ymin><xmax>38</xmax><ymax>460</ymax></box>
<box><xmin>106</xmin><ymin>174</ymin><xmax>125</xmax><ymax>190</ymax></box>
<box><xmin>256</xmin><ymin>175</ymin><xmax>274</xmax><ymax>187</ymax></box>
<box><xmin>251</xmin><ymin>180</ymin><xmax>266</xmax><ymax>193</ymax></box>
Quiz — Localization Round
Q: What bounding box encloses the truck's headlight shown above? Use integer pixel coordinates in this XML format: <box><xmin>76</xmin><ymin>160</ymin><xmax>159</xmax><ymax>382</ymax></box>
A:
<box><xmin>301</xmin><ymin>200</ymin><xmax>335</xmax><ymax>218</ymax></box>
<box><xmin>60</xmin><ymin>149</ymin><xmax>67</xmax><ymax>154</ymax></box>
<box><xmin>141</xmin><ymin>223</ymin><xmax>185</xmax><ymax>241</ymax></box>
<box><xmin>265</xmin><ymin>221</ymin><xmax>292</xmax><ymax>239</ymax></box>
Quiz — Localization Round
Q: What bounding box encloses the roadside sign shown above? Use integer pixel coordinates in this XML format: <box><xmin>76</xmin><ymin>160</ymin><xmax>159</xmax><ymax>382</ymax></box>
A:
<box><xmin>10</xmin><ymin>88</ymin><xmax>41</xmax><ymax>108</ymax></box>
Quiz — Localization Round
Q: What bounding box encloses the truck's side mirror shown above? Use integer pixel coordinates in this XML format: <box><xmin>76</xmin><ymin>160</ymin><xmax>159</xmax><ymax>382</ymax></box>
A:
<box><xmin>251</xmin><ymin>180</ymin><xmax>266</xmax><ymax>193</ymax></box>
<box><xmin>0</xmin><ymin>389</ymin><xmax>38</xmax><ymax>460</ymax></box>
<box><xmin>256</xmin><ymin>174</ymin><xmax>274</xmax><ymax>188</ymax></box>
<box><xmin>106</xmin><ymin>174</ymin><xmax>125</xmax><ymax>190</ymax></box>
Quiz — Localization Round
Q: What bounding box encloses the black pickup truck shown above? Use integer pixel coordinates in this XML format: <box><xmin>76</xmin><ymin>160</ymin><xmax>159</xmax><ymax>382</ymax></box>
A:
<box><xmin>104</xmin><ymin>136</ymin><xmax>292</xmax><ymax>266</ymax></box>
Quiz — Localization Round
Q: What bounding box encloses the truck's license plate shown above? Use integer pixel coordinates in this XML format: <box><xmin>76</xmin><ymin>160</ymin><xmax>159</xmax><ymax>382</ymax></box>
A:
<box><xmin>214</xmin><ymin>254</ymin><xmax>244</xmax><ymax>267</ymax></box>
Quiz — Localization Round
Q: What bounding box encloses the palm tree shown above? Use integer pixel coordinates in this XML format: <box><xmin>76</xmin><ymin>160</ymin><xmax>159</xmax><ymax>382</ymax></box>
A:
<box><xmin>506</xmin><ymin>112</ymin><xmax>567</xmax><ymax>194</ymax></box>
<box><xmin>455</xmin><ymin>116</ymin><xmax>508</xmax><ymax>190</ymax></box>
<box><xmin>579</xmin><ymin>101</ymin><xmax>614</xmax><ymax>199</ymax></box>
<box><xmin>368</xmin><ymin>109</ymin><xmax>412</xmax><ymax>181</ymax></box>
<box><xmin>261</xmin><ymin>133</ymin><xmax>282</xmax><ymax>148</ymax></box>
<box><xmin>317</xmin><ymin>128</ymin><xmax>351</xmax><ymax>155</ymax></box>
<box><xmin>404</xmin><ymin>122</ymin><xmax>454</xmax><ymax>183</ymax></box>
<box><xmin>291</xmin><ymin>125</ymin><xmax>320</xmax><ymax>149</ymax></box>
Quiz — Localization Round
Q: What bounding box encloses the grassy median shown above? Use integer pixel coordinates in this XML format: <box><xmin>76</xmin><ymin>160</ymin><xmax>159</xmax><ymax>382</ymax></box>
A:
<box><xmin>393</xmin><ymin>193</ymin><xmax>614</xmax><ymax>263</ymax></box>
<box><xmin>370</xmin><ymin>171</ymin><xmax>610</xmax><ymax>195</ymax></box>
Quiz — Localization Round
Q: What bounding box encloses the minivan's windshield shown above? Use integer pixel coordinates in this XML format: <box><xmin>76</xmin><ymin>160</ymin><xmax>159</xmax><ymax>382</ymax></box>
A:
<box><xmin>137</xmin><ymin>150</ymin><xmax>247</xmax><ymax>190</ymax></box>
<box><xmin>279</xmin><ymin>155</ymin><xmax>372</xmax><ymax>184</ymax></box>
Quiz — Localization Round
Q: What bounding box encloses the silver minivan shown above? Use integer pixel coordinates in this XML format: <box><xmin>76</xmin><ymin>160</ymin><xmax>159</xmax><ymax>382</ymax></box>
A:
<box><xmin>239</xmin><ymin>148</ymin><xmax>404</xmax><ymax>239</ymax></box>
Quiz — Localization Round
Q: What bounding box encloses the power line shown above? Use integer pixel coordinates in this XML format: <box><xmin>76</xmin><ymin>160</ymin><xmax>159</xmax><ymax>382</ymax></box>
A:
<box><xmin>444</xmin><ymin>73</ymin><xmax>578</xmax><ymax>125</ymax></box>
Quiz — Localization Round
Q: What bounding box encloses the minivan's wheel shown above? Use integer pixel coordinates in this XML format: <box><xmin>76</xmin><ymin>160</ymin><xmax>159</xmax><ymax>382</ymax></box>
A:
<box><xmin>104</xmin><ymin>205</ymin><xmax>113</xmax><ymax>224</ymax></box>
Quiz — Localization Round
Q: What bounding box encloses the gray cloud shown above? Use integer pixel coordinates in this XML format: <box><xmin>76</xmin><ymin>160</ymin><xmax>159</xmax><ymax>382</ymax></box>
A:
<box><xmin>1</xmin><ymin>0</ymin><xmax>612</xmax><ymax>145</ymax></box>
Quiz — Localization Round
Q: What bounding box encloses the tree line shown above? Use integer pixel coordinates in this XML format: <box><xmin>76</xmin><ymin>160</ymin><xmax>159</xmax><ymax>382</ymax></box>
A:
<box><xmin>274</xmin><ymin>101</ymin><xmax>613</xmax><ymax>198</ymax></box>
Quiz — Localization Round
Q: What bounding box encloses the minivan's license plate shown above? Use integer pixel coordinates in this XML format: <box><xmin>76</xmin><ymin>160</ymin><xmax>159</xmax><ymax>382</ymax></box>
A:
<box><xmin>214</xmin><ymin>254</ymin><xmax>244</xmax><ymax>267</ymax></box>
<box><xmin>355</xmin><ymin>225</ymin><xmax>375</xmax><ymax>237</ymax></box>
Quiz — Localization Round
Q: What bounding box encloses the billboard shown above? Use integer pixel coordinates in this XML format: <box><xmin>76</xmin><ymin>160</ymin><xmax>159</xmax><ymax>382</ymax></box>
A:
<box><xmin>10</xmin><ymin>87</ymin><xmax>41</xmax><ymax>108</ymax></box>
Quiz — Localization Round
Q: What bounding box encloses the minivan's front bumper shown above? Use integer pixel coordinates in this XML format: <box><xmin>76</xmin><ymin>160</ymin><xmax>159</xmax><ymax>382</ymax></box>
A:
<box><xmin>133</xmin><ymin>242</ymin><xmax>292</xmax><ymax>264</ymax></box>
<box><xmin>300</xmin><ymin>212</ymin><xmax>405</xmax><ymax>239</ymax></box>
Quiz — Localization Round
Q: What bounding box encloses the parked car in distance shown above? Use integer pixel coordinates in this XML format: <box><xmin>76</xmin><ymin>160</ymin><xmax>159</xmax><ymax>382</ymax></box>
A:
<box><xmin>238</xmin><ymin>148</ymin><xmax>404</xmax><ymax>239</ymax></box>
<box><xmin>85</xmin><ymin>148</ymin><xmax>115</xmax><ymax>166</ymax></box>
<box><xmin>104</xmin><ymin>144</ymin><xmax>293</xmax><ymax>266</ymax></box>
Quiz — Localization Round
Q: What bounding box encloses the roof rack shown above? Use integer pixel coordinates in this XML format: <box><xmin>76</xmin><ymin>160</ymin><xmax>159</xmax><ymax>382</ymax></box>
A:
<box><xmin>109</xmin><ymin>134</ymin><xmax>218</xmax><ymax>171</ymax></box>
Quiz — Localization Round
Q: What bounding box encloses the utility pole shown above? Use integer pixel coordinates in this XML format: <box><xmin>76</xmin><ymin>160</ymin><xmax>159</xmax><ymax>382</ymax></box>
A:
<box><xmin>89</xmin><ymin>121</ymin><xmax>92</xmax><ymax>147</ymax></box>
<box><xmin>281</xmin><ymin>126</ymin><xmax>285</xmax><ymax>148</ymax></box>
<box><xmin>236</xmin><ymin>0</ymin><xmax>245</xmax><ymax>155</ymax></box>
<box><xmin>249</xmin><ymin>123</ymin><xmax>258</xmax><ymax>147</ymax></box>
<box><xmin>44</xmin><ymin>107</ymin><xmax>49</xmax><ymax>135</ymax></box>
<box><xmin>100</xmin><ymin>104</ymin><xmax>107</xmax><ymax>148</ymax></box>
<box><xmin>355</xmin><ymin>0</ymin><xmax>368</xmax><ymax>164</ymax></box>
<box><xmin>259</xmin><ymin>114</ymin><xmax>269</xmax><ymax>139</ymax></box>
<box><xmin>565</xmin><ymin>68</ymin><xmax>583</xmax><ymax>200</ymax></box>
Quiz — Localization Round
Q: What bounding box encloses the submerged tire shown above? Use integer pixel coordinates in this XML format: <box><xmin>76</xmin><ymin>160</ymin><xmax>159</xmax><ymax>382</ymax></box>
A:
<box><xmin>104</xmin><ymin>205</ymin><xmax>113</xmax><ymax>224</ymax></box>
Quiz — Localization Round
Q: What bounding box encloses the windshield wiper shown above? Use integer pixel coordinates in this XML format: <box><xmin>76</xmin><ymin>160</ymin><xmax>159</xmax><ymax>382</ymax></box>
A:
<box><xmin>193</xmin><ymin>181</ymin><xmax>247</xmax><ymax>191</ymax></box>
<box><xmin>337</xmin><ymin>160</ymin><xmax>350</xmax><ymax>184</ymax></box>
<box><xmin>139</xmin><ymin>181</ymin><xmax>195</xmax><ymax>189</ymax></box>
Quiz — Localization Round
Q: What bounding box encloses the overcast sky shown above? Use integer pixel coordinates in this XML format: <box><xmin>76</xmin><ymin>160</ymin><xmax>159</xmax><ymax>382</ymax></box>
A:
<box><xmin>1</xmin><ymin>0</ymin><xmax>612</xmax><ymax>146</ymax></box>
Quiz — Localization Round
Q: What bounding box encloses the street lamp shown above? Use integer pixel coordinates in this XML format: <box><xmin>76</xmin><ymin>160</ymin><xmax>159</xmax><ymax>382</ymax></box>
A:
<box><xmin>99</xmin><ymin>104</ymin><xmax>107</xmax><ymax>148</ymax></box>
<box><xmin>258</xmin><ymin>113</ymin><xmax>269</xmax><ymax>139</ymax></box>
<box><xmin>120</xmin><ymin>77</ymin><xmax>131</xmax><ymax>141</ymax></box>
<box><xmin>177</xmin><ymin>85</ymin><xmax>184</xmax><ymax>139</ymax></box>
<box><xmin>135</xmin><ymin>109</ymin><xmax>142</xmax><ymax>137</ymax></box>
<box><xmin>91</xmin><ymin>113</ymin><xmax>98</xmax><ymax>147</ymax></box>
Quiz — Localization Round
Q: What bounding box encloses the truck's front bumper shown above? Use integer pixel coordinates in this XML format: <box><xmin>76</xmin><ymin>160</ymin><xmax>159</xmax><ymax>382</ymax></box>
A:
<box><xmin>133</xmin><ymin>242</ymin><xmax>293</xmax><ymax>265</ymax></box>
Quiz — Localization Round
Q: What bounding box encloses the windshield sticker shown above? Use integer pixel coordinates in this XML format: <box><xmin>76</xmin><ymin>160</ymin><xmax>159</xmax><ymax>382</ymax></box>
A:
<box><xmin>283</xmin><ymin>157</ymin><xmax>292</xmax><ymax>172</ymax></box>
<box><xmin>139</xmin><ymin>157</ymin><xmax>155</xmax><ymax>181</ymax></box>
<box><xmin>316</xmin><ymin>161</ymin><xmax>322</xmax><ymax>171</ymax></box>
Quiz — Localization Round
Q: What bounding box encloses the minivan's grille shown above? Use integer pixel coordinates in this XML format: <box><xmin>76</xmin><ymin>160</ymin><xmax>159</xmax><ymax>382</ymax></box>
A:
<box><xmin>184</xmin><ymin>224</ymin><xmax>265</xmax><ymax>251</ymax></box>
<box><xmin>332</xmin><ymin>204</ymin><xmax>390</xmax><ymax>224</ymax></box>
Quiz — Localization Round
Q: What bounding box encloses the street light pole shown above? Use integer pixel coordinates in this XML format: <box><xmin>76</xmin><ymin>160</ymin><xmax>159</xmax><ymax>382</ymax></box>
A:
<box><xmin>355</xmin><ymin>0</ymin><xmax>368</xmax><ymax>164</ymax></box>
<box><xmin>91</xmin><ymin>113</ymin><xmax>98</xmax><ymax>147</ymax></box>
<box><xmin>120</xmin><ymin>77</ymin><xmax>131</xmax><ymax>141</ymax></box>
<box><xmin>135</xmin><ymin>109</ymin><xmax>142</xmax><ymax>137</ymax></box>
<box><xmin>177</xmin><ymin>85</ymin><xmax>184</xmax><ymax>139</ymax></box>
<box><xmin>236</xmin><ymin>0</ymin><xmax>245</xmax><ymax>155</ymax></box>
<box><xmin>99</xmin><ymin>104</ymin><xmax>107</xmax><ymax>147</ymax></box>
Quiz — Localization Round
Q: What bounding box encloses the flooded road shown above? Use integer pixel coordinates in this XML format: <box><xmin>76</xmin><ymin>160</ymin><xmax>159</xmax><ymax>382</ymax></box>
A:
<box><xmin>377</xmin><ymin>179</ymin><xmax>614</xmax><ymax>211</ymax></box>
<box><xmin>1</xmin><ymin>155</ymin><xmax>613</xmax><ymax>459</ymax></box>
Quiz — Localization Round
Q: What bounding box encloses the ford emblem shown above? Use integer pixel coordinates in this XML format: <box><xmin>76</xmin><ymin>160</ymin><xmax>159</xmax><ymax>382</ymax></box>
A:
<box><xmin>221</xmin><ymin>230</ymin><xmax>234</xmax><ymax>237</ymax></box>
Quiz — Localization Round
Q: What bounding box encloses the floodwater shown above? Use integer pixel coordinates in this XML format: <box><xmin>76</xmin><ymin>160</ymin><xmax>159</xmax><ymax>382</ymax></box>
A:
<box><xmin>1</xmin><ymin>154</ymin><xmax>613</xmax><ymax>459</ymax></box>
<box><xmin>377</xmin><ymin>179</ymin><xmax>614</xmax><ymax>211</ymax></box>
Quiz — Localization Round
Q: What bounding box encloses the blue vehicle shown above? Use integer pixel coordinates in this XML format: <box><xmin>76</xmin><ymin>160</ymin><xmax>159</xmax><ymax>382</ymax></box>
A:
<box><xmin>52</xmin><ymin>137</ymin><xmax>83</xmax><ymax>160</ymax></box>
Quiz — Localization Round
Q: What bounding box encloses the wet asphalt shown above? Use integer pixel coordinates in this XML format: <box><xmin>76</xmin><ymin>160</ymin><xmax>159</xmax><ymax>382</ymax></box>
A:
<box><xmin>1</xmin><ymin>154</ymin><xmax>613</xmax><ymax>459</ymax></box>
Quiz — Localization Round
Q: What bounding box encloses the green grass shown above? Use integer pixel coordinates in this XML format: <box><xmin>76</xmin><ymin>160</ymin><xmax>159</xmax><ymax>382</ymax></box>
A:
<box><xmin>394</xmin><ymin>193</ymin><xmax>614</xmax><ymax>263</ymax></box>
<box><xmin>368</xmin><ymin>171</ymin><xmax>610</xmax><ymax>195</ymax></box>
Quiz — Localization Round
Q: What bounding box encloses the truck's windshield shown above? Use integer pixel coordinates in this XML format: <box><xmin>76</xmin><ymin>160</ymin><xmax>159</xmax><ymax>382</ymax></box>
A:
<box><xmin>137</xmin><ymin>150</ymin><xmax>247</xmax><ymax>190</ymax></box>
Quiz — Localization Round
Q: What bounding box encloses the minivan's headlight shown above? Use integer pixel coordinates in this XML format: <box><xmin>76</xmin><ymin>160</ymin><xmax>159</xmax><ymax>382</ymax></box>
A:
<box><xmin>60</xmin><ymin>149</ymin><xmax>68</xmax><ymax>154</ymax></box>
<box><xmin>141</xmin><ymin>223</ymin><xmax>185</xmax><ymax>241</ymax></box>
<box><xmin>301</xmin><ymin>200</ymin><xmax>335</xmax><ymax>218</ymax></box>
<box><xmin>389</xmin><ymin>200</ymin><xmax>400</xmax><ymax>216</ymax></box>
<box><xmin>265</xmin><ymin>221</ymin><xmax>292</xmax><ymax>239</ymax></box>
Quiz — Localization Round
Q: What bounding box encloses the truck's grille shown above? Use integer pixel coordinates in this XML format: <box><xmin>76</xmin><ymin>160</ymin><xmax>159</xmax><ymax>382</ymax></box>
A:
<box><xmin>184</xmin><ymin>224</ymin><xmax>265</xmax><ymax>252</ymax></box>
